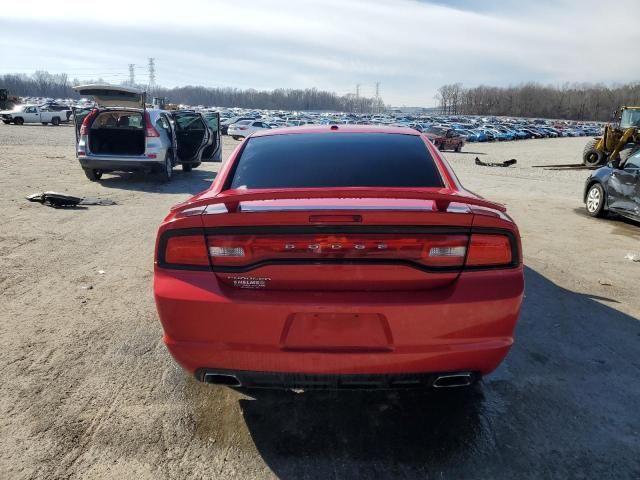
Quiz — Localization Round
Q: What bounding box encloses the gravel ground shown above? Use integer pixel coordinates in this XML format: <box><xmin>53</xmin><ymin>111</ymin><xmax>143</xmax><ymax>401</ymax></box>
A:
<box><xmin>0</xmin><ymin>125</ymin><xmax>638</xmax><ymax>480</ymax></box>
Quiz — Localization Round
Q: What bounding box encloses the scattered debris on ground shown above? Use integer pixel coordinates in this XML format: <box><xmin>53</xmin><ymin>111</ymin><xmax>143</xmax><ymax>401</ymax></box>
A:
<box><xmin>26</xmin><ymin>192</ymin><xmax>116</xmax><ymax>208</ymax></box>
<box><xmin>475</xmin><ymin>157</ymin><xmax>517</xmax><ymax>167</ymax></box>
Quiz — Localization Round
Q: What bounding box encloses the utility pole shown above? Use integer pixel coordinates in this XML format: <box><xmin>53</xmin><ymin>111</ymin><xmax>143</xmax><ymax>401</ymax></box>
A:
<box><xmin>128</xmin><ymin>64</ymin><xmax>135</xmax><ymax>86</ymax></box>
<box><xmin>375</xmin><ymin>81</ymin><xmax>380</xmax><ymax>114</ymax></box>
<box><xmin>355</xmin><ymin>84</ymin><xmax>360</xmax><ymax>113</ymax></box>
<box><xmin>148</xmin><ymin>58</ymin><xmax>156</xmax><ymax>91</ymax></box>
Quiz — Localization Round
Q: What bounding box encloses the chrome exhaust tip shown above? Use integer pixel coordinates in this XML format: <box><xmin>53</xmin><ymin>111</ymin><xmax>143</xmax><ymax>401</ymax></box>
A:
<box><xmin>203</xmin><ymin>373</ymin><xmax>242</xmax><ymax>387</ymax></box>
<box><xmin>433</xmin><ymin>373</ymin><xmax>473</xmax><ymax>388</ymax></box>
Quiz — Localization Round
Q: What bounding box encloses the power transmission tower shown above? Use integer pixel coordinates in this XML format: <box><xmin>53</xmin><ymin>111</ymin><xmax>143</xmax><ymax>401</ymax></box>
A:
<box><xmin>148</xmin><ymin>58</ymin><xmax>156</xmax><ymax>91</ymax></box>
<box><xmin>128</xmin><ymin>64</ymin><xmax>135</xmax><ymax>86</ymax></box>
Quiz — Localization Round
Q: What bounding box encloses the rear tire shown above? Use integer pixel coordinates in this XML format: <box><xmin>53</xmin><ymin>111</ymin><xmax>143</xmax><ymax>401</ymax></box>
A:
<box><xmin>583</xmin><ymin>138</ymin><xmax>604</xmax><ymax>167</ymax></box>
<box><xmin>51</xmin><ymin>117</ymin><xmax>60</xmax><ymax>126</ymax></box>
<box><xmin>182</xmin><ymin>163</ymin><xmax>193</xmax><ymax>172</ymax></box>
<box><xmin>159</xmin><ymin>153</ymin><xmax>173</xmax><ymax>182</ymax></box>
<box><xmin>232</xmin><ymin>136</ymin><xmax>241</xmax><ymax>141</ymax></box>
<box><xmin>83</xmin><ymin>168</ymin><xmax>102</xmax><ymax>182</ymax></box>
<box><xmin>585</xmin><ymin>183</ymin><xmax>606</xmax><ymax>218</ymax></box>
<box><xmin>14</xmin><ymin>117</ymin><xmax>24</xmax><ymax>125</ymax></box>
<box><xmin>454</xmin><ymin>144</ymin><xmax>462</xmax><ymax>152</ymax></box>
<box><xmin>41</xmin><ymin>122</ymin><xmax>48</xmax><ymax>125</ymax></box>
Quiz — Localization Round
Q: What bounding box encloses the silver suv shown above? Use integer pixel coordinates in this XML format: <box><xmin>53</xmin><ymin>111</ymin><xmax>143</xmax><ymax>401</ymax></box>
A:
<box><xmin>72</xmin><ymin>85</ymin><xmax>221</xmax><ymax>182</ymax></box>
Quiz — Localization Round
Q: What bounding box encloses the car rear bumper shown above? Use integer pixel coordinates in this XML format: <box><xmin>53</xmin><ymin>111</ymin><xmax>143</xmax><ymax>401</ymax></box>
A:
<box><xmin>194</xmin><ymin>368</ymin><xmax>481</xmax><ymax>390</ymax></box>
<box><xmin>154</xmin><ymin>268</ymin><xmax>524</xmax><ymax>377</ymax></box>
<box><xmin>79</xmin><ymin>156</ymin><xmax>162</xmax><ymax>171</ymax></box>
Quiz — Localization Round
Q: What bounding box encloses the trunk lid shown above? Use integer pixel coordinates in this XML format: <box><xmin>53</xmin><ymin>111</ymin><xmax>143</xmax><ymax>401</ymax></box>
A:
<box><xmin>72</xmin><ymin>84</ymin><xmax>145</xmax><ymax>109</ymax></box>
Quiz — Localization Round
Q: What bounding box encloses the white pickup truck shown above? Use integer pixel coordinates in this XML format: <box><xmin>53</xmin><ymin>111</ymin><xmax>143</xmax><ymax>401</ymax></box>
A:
<box><xmin>0</xmin><ymin>105</ymin><xmax>72</xmax><ymax>126</ymax></box>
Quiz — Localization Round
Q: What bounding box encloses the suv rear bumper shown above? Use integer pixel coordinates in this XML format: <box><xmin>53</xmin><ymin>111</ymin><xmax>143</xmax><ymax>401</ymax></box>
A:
<box><xmin>155</xmin><ymin>268</ymin><xmax>524</xmax><ymax>378</ymax></box>
<box><xmin>79</xmin><ymin>156</ymin><xmax>162</xmax><ymax>171</ymax></box>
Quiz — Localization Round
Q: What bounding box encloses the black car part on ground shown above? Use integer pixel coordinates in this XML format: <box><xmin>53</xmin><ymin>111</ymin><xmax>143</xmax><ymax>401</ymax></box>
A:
<box><xmin>475</xmin><ymin>157</ymin><xmax>517</xmax><ymax>167</ymax></box>
<box><xmin>26</xmin><ymin>192</ymin><xmax>116</xmax><ymax>208</ymax></box>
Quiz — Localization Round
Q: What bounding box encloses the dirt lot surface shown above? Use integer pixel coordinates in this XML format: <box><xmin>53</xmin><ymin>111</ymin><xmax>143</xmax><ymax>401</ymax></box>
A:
<box><xmin>1</xmin><ymin>125</ymin><xmax>639</xmax><ymax>479</ymax></box>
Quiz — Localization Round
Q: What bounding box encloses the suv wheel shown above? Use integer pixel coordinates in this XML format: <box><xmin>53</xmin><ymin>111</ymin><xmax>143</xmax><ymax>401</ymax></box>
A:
<box><xmin>585</xmin><ymin>183</ymin><xmax>606</xmax><ymax>217</ymax></box>
<box><xmin>51</xmin><ymin>117</ymin><xmax>61</xmax><ymax>126</ymax></box>
<box><xmin>159</xmin><ymin>153</ymin><xmax>173</xmax><ymax>182</ymax></box>
<box><xmin>83</xmin><ymin>168</ymin><xmax>102</xmax><ymax>182</ymax></box>
<box><xmin>182</xmin><ymin>163</ymin><xmax>193</xmax><ymax>172</ymax></box>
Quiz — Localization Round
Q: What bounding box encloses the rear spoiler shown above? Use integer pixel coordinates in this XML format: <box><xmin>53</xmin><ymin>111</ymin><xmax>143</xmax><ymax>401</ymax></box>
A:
<box><xmin>173</xmin><ymin>188</ymin><xmax>507</xmax><ymax>214</ymax></box>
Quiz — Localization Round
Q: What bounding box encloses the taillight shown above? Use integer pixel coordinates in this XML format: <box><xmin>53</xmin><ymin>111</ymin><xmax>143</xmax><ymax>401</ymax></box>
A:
<box><xmin>466</xmin><ymin>234</ymin><xmax>513</xmax><ymax>267</ymax></box>
<box><xmin>79</xmin><ymin>109</ymin><xmax>98</xmax><ymax>135</ymax></box>
<box><xmin>145</xmin><ymin>111</ymin><xmax>160</xmax><ymax>137</ymax></box>
<box><xmin>163</xmin><ymin>235</ymin><xmax>209</xmax><ymax>266</ymax></box>
<box><xmin>206</xmin><ymin>234</ymin><xmax>469</xmax><ymax>269</ymax></box>
<box><xmin>159</xmin><ymin>231</ymin><xmax>517</xmax><ymax>271</ymax></box>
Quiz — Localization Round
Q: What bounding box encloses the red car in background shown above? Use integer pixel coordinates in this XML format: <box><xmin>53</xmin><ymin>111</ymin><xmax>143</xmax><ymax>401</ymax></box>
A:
<box><xmin>154</xmin><ymin>126</ymin><xmax>524</xmax><ymax>390</ymax></box>
<box><xmin>423</xmin><ymin>126</ymin><xmax>465</xmax><ymax>152</ymax></box>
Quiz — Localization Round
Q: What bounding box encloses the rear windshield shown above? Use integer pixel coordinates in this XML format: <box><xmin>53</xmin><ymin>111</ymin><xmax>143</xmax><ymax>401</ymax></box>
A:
<box><xmin>229</xmin><ymin>133</ymin><xmax>443</xmax><ymax>189</ymax></box>
<box><xmin>91</xmin><ymin>111</ymin><xmax>142</xmax><ymax>129</ymax></box>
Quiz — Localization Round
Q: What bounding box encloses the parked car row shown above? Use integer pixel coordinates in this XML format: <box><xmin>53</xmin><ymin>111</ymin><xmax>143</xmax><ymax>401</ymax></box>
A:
<box><xmin>6</xmin><ymin>94</ymin><xmax>603</xmax><ymax>144</ymax></box>
<box><xmin>214</xmin><ymin>109</ymin><xmax>602</xmax><ymax>138</ymax></box>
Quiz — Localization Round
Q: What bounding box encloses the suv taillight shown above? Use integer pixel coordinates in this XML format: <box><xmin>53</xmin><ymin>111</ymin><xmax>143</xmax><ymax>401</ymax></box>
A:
<box><xmin>145</xmin><ymin>111</ymin><xmax>160</xmax><ymax>137</ymax></box>
<box><xmin>79</xmin><ymin>109</ymin><xmax>98</xmax><ymax>136</ymax></box>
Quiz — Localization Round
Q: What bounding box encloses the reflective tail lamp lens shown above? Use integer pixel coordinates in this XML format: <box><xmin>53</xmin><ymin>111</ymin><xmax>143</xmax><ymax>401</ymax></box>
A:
<box><xmin>160</xmin><ymin>232</ymin><xmax>515</xmax><ymax>270</ymax></box>
<box><xmin>163</xmin><ymin>235</ymin><xmax>209</xmax><ymax>266</ymax></box>
<box><xmin>466</xmin><ymin>234</ymin><xmax>512</xmax><ymax>266</ymax></box>
<box><xmin>205</xmin><ymin>234</ymin><xmax>469</xmax><ymax>268</ymax></box>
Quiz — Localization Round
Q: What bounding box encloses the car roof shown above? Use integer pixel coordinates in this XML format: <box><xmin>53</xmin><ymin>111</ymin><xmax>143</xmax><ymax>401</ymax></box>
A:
<box><xmin>250</xmin><ymin>125</ymin><xmax>420</xmax><ymax>138</ymax></box>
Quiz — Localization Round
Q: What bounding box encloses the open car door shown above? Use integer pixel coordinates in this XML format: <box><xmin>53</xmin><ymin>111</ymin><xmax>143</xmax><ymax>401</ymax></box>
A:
<box><xmin>202</xmin><ymin>112</ymin><xmax>222</xmax><ymax>162</ymax></box>
<box><xmin>172</xmin><ymin>111</ymin><xmax>212</xmax><ymax>164</ymax></box>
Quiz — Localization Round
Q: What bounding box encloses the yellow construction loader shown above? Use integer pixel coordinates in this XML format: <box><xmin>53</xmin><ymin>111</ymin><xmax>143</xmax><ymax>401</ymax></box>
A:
<box><xmin>583</xmin><ymin>106</ymin><xmax>640</xmax><ymax>166</ymax></box>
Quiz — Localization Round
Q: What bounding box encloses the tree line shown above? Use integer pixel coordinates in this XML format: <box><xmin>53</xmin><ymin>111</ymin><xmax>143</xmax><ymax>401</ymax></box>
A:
<box><xmin>0</xmin><ymin>71</ymin><xmax>383</xmax><ymax>113</ymax></box>
<box><xmin>435</xmin><ymin>82</ymin><xmax>640</xmax><ymax>121</ymax></box>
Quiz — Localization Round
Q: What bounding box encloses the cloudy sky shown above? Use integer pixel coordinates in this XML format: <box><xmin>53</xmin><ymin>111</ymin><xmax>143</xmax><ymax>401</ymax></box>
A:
<box><xmin>2</xmin><ymin>0</ymin><xmax>638</xmax><ymax>106</ymax></box>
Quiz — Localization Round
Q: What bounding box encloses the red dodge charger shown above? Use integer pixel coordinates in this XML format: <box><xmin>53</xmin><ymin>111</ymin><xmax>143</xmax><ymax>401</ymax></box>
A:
<box><xmin>154</xmin><ymin>126</ymin><xmax>524</xmax><ymax>390</ymax></box>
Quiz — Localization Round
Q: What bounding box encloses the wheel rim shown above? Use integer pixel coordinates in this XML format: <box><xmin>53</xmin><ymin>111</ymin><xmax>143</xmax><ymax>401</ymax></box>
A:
<box><xmin>586</xmin><ymin>187</ymin><xmax>600</xmax><ymax>212</ymax></box>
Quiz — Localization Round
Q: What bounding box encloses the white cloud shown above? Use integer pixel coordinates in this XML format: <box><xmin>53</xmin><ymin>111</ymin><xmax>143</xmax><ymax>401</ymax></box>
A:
<box><xmin>1</xmin><ymin>0</ymin><xmax>638</xmax><ymax>105</ymax></box>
